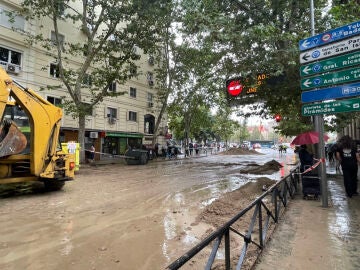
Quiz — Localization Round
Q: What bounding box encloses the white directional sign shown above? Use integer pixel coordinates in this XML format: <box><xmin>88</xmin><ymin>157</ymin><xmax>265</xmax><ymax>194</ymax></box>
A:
<box><xmin>300</xmin><ymin>36</ymin><xmax>360</xmax><ymax>64</ymax></box>
<box><xmin>300</xmin><ymin>51</ymin><xmax>360</xmax><ymax>77</ymax></box>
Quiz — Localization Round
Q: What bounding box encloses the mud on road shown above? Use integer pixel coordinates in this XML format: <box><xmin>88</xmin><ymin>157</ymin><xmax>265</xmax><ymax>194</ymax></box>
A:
<box><xmin>0</xmin><ymin>149</ymin><xmax>296</xmax><ymax>270</ymax></box>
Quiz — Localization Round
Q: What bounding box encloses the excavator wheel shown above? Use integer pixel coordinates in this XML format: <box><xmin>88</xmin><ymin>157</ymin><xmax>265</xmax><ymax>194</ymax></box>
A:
<box><xmin>43</xmin><ymin>180</ymin><xmax>65</xmax><ymax>191</ymax></box>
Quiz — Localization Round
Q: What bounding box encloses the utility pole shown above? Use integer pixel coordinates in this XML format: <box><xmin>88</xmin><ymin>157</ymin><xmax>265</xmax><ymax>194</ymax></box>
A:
<box><xmin>310</xmin><ymin>0</ymin><xmax>328</xmax><ymax>207</ymax></box>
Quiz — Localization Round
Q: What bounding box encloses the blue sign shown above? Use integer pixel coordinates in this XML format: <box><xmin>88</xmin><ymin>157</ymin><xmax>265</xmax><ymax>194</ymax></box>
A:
<box><xmin>302</xmin><ymin>82</ymin><xmax>360</xmax><ymax>103</ymax></box>
<box><xmin>299</xmin><ymin>20</ymin><xmax>360</xmax><ymax>51</ymax></box>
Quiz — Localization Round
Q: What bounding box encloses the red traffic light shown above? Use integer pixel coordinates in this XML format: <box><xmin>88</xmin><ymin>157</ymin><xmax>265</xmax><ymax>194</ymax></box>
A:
<box><xmin>275</xmin><ymin>114</ymin><xmax>282</xmax><ymax>122</ymax></box>
<box><xmin>226</xmin><ymin>78</ymin><xmax>243</xmax><ymax>96</ymax></box>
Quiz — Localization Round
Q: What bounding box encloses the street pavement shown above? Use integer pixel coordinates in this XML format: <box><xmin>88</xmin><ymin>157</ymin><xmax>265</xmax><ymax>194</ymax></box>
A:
<box><xmin>89</xmin><ymin>149</ymin><xmax>360</xmax><ymax>269</ymax></box>
<box><xmin>255</xmin><ymin>164</ymin><xmax>360</xmax><ymax>270</ymax></box>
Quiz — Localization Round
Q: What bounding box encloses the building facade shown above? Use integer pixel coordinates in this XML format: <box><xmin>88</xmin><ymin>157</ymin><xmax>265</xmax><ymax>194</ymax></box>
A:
<box><xmin>0</xmin><ymin>0</ymin><xmax>168</xmax><ymax>160</ymax></box>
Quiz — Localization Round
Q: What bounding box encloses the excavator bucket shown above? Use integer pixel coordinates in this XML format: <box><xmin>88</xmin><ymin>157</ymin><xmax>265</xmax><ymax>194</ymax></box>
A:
<box><xmin>0</xmin><ymin>120</ymin><xmax>27</xmax><ymax>157</ymax></box>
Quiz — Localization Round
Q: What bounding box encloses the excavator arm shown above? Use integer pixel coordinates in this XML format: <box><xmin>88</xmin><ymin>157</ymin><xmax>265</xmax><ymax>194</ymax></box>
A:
<box><xmin>0</xmin><ymin>67</ymin><xmax>74</xmax><ymax>189</ymax></box>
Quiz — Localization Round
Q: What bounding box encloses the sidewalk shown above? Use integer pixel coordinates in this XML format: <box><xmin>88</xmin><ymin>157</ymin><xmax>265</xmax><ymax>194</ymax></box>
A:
<box><xmin>255</xmin><ymin>171</ymin><xmax>360</xmax><ymax>270</ymax></box>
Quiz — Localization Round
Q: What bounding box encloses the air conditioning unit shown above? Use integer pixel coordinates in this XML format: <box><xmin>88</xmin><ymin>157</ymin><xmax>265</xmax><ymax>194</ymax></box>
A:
<box><xmin>7</xmin><ymin>64</ymin><xmax>21</xmax><ymax>74</ymax></box>
<box><xmin>148</xmin><ymin>102</ymin><xmax>153</xmax><ymax>108</ymax></box>
<box><xmin>108</xmin><ymin>117</ymin><xmax>116</xmax><ymax>125</ymax></box>
<box><xmin>89</xmin><ymin>132</ymin><xmax>98</xmax><ymax>139</ymax></box>
<box><xmin>0</xmin><ymin>61</ymin><xmax>7</xmax><ymax>69</ymax></box>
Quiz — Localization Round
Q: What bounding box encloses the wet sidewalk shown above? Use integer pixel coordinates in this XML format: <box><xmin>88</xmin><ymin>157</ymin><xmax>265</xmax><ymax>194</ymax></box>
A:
<box><xmin>255</xmin><ymin>171</ymin><xmax>360</xmax><ymax>270</ymax></box>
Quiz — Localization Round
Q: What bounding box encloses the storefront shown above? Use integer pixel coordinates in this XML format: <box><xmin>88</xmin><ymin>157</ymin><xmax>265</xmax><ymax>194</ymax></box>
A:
<box><xmin>60</xmin><ymin>129</ymin><xmax>145</xmax><ymax>160</ymax></box>
<box><xmin>104</xmin><ymin>132</ymin><xmax>144</xmax><ymax>155</ymax></box>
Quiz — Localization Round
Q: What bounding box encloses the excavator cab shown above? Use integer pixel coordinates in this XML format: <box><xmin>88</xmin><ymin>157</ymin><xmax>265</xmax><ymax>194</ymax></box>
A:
<box><xmin>0</xmin><ymin>105</ymin><xmax>29</xmax><ymax>157</ymax></box>
<box><xmin>0</xmin><ymin>67</ymin><xmax>75</xmax><ymax>190</ymax></box>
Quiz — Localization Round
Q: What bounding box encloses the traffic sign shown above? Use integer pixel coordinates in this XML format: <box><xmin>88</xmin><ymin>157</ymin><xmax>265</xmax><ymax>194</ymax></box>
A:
<box><xmin>299</xmin><ymin>36</ymin><xmax>360</xmax><ymax>64</ymax></box>
<box><xmin>299</xmin><ymin>20</ymin><xmax>360</xmax><ymax>51</ymax></box>
<box><xmin>302</xmin><ymin>97</ymin><xmax>360</xmax><ymax>116</ymax></box>
<box><xmin>300</xmin><ymin>51</ymin><xmax>360</xmax><ymax>77</ymax></box>
<box><xmin>227</xmin><ymin>79</ymin><xmax>243</xmax><ymax>96</ymax></box>
<box><xmin>301</xmin><ymin>66</ymin><xmax>360</xmax><ymax>90</ymax></box>
<box><xmin>301</xmin><ymin>82</ymin><xmax>360</xmax><ymax>103</ymax></box>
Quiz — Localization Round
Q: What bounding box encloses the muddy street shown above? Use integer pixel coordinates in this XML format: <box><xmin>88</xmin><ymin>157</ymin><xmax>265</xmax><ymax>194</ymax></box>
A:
<box><xmin>0</xmin><ymin>149</ymin><xmax>296</xmax><ymax>270</ymax></box>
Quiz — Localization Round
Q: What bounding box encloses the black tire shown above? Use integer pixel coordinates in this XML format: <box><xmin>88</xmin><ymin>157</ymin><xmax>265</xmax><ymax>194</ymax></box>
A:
<box><xmin>43</xmin><ymin>180</ymin><xmax>65</xmax><ymax>191</ymax></box>
<box><xmin>139</xmin><ymin>153</ymin><xmax>148</xmax><ymax>165</ymax></box>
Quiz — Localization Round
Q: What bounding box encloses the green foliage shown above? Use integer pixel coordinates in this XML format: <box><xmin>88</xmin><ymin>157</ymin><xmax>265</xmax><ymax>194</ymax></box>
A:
<box><xmin>329</xmin><ymin>0</ymin><xmax>360</xmax><ymax>24</ymax></box>
<box><xmin>212</xmin><ymin>107</ymin><xmax>240</xmax><ymax>143</ymax></box>
<box><xmin>15</xmin><ymin>0</ymin><xmax>172</xmax><ymax>161</ymax></box>
<box><xmin>18</xmin><ymin>0</ymin><xmax>170</xmax><ymax>119</ymax></box>
<box><xmin>176</xmin><ymin>0</ymin><xmax>353</xmax><ymax>136</ymax></box>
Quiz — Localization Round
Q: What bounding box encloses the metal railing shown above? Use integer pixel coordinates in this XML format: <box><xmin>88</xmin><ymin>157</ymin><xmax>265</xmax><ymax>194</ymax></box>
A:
<box><xmin>166</xmin><ymin>165</ymin><xmax>300</xmax><ymax>270</ymax></box>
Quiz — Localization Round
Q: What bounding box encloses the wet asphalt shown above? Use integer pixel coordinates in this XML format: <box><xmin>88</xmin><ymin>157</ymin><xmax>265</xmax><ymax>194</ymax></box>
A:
<box><xmin>255</xmin><ymin>163</ymin><xmax>360</xmax><ymax>270</ymax></box>
<box><xmin>88</xmin><ymin>149</ymin><xmax>360</xmax><ymax>269</ymax></box>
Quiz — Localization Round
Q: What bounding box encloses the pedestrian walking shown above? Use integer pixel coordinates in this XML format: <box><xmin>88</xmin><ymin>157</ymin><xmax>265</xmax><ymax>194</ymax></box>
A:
<box><xmin>154</xmin><ymin>143</ymin><xmax>159</xmax><ymax>158</ymax></box>
<box><xmin>90</xmin><ymin>144</ymin><xmax>95</xmax><ymax>161</ymax></box>
<box><xmin>194</xmin><ymin>143</ymin><xmax>199</xmax><ymax>155</ymax></box>
<box><xmin>189</xmin><ymin>142</ymin><xmax>193</xmax><ymax>156</ymax></box>
<box><xmin>335</xmin><ymin>135</ymin><xmax>360</xmax><ymax>198</ymax></box>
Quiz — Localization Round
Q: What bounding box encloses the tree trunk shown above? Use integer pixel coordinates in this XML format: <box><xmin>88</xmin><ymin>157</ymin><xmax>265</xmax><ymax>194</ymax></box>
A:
<box><xmin>78</xmin><ymin>116</ymin><xmax>86</xmax><ymax>163</ymax></box>
<box><xmin>184</xmin><ymin>112</ymin><xmax>191</xmax><ymax>156</ymax></box>
<box><xmin>152</xmin><ymin>102</ymin><xmax>168</xmax><ymax>146</ymax></box>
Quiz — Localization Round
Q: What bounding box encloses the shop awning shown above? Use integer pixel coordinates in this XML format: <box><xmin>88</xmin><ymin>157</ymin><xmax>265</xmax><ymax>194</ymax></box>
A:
<box><xmin>106</xmin><ymin>132</ymin><xmax>143</xmax><ymax>138</ymax></box>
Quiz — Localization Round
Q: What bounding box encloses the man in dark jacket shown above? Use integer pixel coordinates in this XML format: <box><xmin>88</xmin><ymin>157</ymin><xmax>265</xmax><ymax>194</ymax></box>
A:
<box><xmin>336</xmin><ymin>135</ymin><xmax>360</xmax><ymax>198</ymax></box>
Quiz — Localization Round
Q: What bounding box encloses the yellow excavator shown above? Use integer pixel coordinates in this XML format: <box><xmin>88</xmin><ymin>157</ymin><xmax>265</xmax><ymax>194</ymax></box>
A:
<box><xmin>0</xmin><ymin>67</ymin><xmax>75</xmax><ymax>191</ymax></box>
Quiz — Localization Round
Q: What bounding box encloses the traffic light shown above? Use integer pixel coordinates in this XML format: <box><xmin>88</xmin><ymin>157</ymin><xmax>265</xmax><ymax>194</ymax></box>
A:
<box><xmin>275</xmin><ymin>114</ymin><xmax>282</xmax><ymax>122</ymax></box>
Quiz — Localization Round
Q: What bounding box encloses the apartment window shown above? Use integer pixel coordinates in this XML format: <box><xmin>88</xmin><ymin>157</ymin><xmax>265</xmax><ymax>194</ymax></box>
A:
<box><xmin>55</xmin><ymin>1</ymin><xmax>66</xmax><ymax>16</ymax></box>
<box><xmin>0</xmin><ymin>6</ymin><xmax>25</xmax><ymax>30</ymax></box>
<box><xmin>147</xmin><ymin>72</ymin><xmax>154</xmax><ymax>86</ymax></box>
<box><xmin>128</xmin><ymin>111</ymin><xmax>137</xmax><ymax>122</ymax></box>
<box><xmin>47</xmin><ymin>96</ymin><xmax>62</xmax><ymax>107</ymax></box>
<box><xmin>0</xmin><ymin>47</ymin><xmax>21</xmax><ymax>65</ymax></box>
<box><xmin>107</xmin><ymin>107</ymin><xmax>117</xmax><ymax>118</ymax></box>
<box><xmin>129</xmin><ymin>87</ymin><xmax>136</xmax><ymax>98</ymax></box>
<box><xmin>50</xmin><ymin>63</ymin><xmax>59</xmax><ymax>78</ymax></box>
<box><xmin>147</xmin><ymin>92</ymin><xmax>153</xmax><ymax>107</ymax></box>
<box><xmin>108</xmin><ymin>81</ymin><xmax>116</xmax><ymax>92</ymax></box>
<box><xmin>51</xmin><ymin>30</ymin><xmax>65</xmax><ymax>51</ymax></box>
<box><xmin>82</xmin><ymin>73</ymin><xmax>92</xmax><ymax>86</ymax></box>
<box><xmin>129</xmin><ymin>65</ymin><xmax>137</xmax><ymax>75</ymax></box>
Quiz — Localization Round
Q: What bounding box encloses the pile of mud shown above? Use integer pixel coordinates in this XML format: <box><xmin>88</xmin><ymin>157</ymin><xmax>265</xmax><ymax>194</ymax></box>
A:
<box><xmin>220</xmin><ymin>148</ymin><xmax>263</xmax><ymax>155</ymax></box>
<box><xmin>195</xmin><ymin>177</ymin><xmax>277</xmax><ymax>269</ymax></box>
<box><xmin>196</xmin><ymin>177</ymin><xmax>276</xmax><ymax>229</ymax></box>
<box><xmin>239</xmin><ymin>159</ymin><xmax>283</xmax><ymax>175</ymax></box>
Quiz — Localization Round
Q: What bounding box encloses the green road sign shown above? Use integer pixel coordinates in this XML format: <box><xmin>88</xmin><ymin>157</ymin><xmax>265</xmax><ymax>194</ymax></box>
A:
<box><xmin>301</xmin><ymin>66</ymin><xmax>360</xmax><ymax>90</ymax></box>
<box><xmin>302</xmin><ymin>97</ymin><xmax>360</xmax><ymax>116</ymax></box>
<box><xmin>300</xmin><ymin>51</ymin><xmax>360</xmax><ymax>77</ymax></box>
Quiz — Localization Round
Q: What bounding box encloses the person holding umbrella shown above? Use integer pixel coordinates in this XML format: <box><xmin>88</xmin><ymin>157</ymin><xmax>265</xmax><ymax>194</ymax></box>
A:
<box><xmin>335</xmin><ymin>135</ymin><xmax>360</xmax><ymax>198</ymax></box>
<box><xmin>291</xmin><ymin>130</ymin><xmax>329</xmax><ymax>173</ymax></box>
<box><xmin>298</xmin><ymin>144</ymin><xmax>314</xmax><ymax>173</ymax></box>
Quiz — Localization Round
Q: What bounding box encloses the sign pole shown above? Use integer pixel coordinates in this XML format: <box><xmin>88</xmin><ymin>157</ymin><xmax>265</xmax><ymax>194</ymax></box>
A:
<box><xmin>310</xmin><ymin>0</ymin><xmax>328</xmax><ymax>207</ymax></box>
